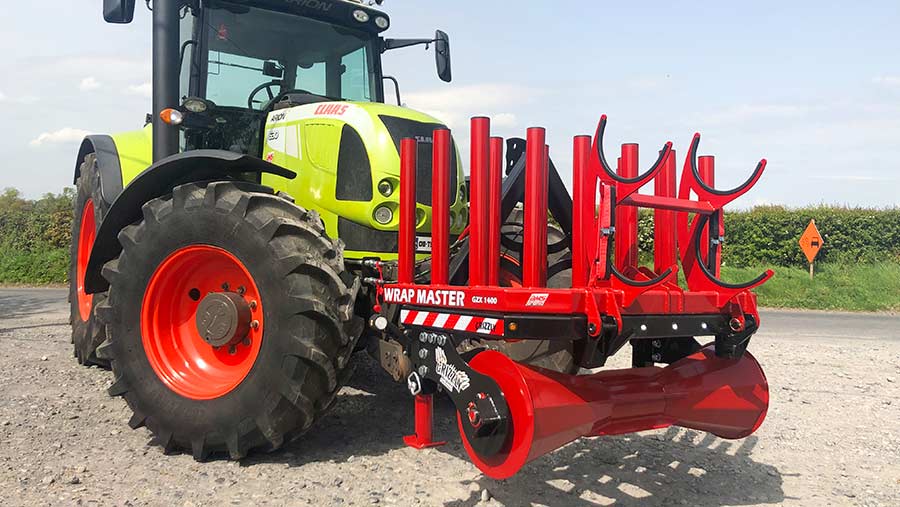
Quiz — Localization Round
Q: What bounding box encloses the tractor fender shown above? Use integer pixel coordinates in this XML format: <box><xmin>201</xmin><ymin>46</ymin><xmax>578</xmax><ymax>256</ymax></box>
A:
<box><xmin>84</xmin><ymin>150</ymin><xmax>296</xmax><ymax>294</ymax></box>
<box><xmin>75</xmin><ymin>135</ymin><xmax>124</xmax><ymax>206</ymax></box>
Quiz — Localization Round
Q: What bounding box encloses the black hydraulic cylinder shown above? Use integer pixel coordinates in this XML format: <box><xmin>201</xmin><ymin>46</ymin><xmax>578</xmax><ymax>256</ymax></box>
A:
<box><xmin>152</xmin><ymin>0</ymin><xmax>181</xmax><ymax>162</ymax></box>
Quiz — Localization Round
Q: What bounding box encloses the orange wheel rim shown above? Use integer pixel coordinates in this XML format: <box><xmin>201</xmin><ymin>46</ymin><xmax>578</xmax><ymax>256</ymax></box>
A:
<box><xmin>141</xmin><ymin>245</ymin><xmax>264</xmax><ymax>400</ymax></box>
<box><xmin>76</xmin><ymin>199</ymin><xmax>96</xmax><ymax>321</ymax></box>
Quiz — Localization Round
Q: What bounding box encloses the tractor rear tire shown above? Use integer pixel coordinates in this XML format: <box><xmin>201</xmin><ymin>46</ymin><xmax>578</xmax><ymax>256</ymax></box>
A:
<box><xmin>96</xmin><ymin>181</ymin><xmax>360</xmax><ymax>460</ymax></box>
<box><xmin>69</xmin><ymin>153</ymin><xmax>109</xmax><ymax>367</ymax></box>
<box><xmin>490</xmin><ymin>212</ymin><xmax>578</xmax><ymax>374</ymax></box>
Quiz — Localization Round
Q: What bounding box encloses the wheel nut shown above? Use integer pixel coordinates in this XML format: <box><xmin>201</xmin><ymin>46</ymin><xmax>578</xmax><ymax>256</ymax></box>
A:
<box><xmin>242</xmin><ymin>337</ymin><xmax>251</xmax><ymax>347</ymax></box>
<box><xmin>228</xmin><ymin>345</ymin><xmax>237</xmax><ymax>355</ymax></box>
<box><xmin>249</xmin><ymin>300</ymin><xmax>258</xmax><ymax>310</ymax></box>
<box><xmin>250</xmin><ymin>320</ymin><xmax>260</xmax><ymax>330</ymax></box>
<box><xmin>237</xmin><ymin>286</ymin><xmax>246</xmax><ymax>295</ymax></box>
<box><xmin>222</xmin><ymin>282</ymin><xmax>230</xmax><ymax>290</ymax></box>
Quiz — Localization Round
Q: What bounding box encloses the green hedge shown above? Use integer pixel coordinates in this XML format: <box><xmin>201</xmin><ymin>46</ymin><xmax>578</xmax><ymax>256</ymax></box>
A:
<box><xmin>637</xmin><ymin>206</ymin><xmax>900</xmax><ymax>268</ymax></box>
<box><xmin>0</xmin><ymin>188</ymin><xmax>73</xmax><ymax>284</ymax></box>
<box><xmin>1</xmin><ymin>186</ymin><xmax>898</xmax><ymax>285</ymax></box>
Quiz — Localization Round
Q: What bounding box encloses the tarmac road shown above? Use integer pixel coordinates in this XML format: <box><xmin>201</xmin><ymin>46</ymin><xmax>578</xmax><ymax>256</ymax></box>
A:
<box><xmin>0</xmin><ymin>287</ymin><xmax>898</xmax><ymax>506</ymax></box>
<box><xmin>2</xmin><ymin>287</ymin><xmax>895</xmax><ymax>343</ymax></box>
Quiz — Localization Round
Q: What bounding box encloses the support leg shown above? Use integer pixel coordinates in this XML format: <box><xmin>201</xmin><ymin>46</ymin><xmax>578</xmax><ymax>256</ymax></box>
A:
<box><xmin>403</xmin><ymin>394</ymin><xmax>446</xmax><ymax>449</ymax></box>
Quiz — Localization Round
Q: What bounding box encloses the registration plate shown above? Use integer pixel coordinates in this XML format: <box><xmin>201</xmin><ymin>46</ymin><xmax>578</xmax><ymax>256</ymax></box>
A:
<box><xmin>415</xmin><ymin>236</ymin><xmax>432</xmax><ymax>253</ymax></box>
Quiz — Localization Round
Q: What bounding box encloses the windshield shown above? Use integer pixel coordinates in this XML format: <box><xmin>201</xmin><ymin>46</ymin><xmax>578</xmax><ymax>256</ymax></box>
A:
<box><xmin>201</xmin><ymin>2</ymin><xmax>377</xmax><ymax>109</ymax></box>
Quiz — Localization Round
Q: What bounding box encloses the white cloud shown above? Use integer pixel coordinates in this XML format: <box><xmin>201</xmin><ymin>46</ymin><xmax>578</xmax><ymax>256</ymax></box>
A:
<box><xmin>79</xmin><ymin>77</ymin><xmax>101</xmax><ymax>91</ymax></box>
<box><xmin>692</xmin><ymin>104</ymin><xmax>807</xmax><ymax>126</ymax></box>
<box><xmin>404</xmin><ymin>83</ymin><xmax>538</xmax><ymax>129</ymax></box>
<box><xmin>0</xmin><ymin>91</ymin><xmax>38</xmax><ymax>105</ymax></box>
<box><xmin>872</xmin><ymin>76</ymin><xmax>900</xmax><ymax>87</ymax></box>
<box><xmin>492</xmin><ymin>113</ymin><xmax>518</xmax><ymax>128</ymax></box>
<box><xmin>126</xmin><ymin>82</ymin><xmax>152</xmax><ymax>97</ymax></box>
<box><xmin>30</xmin><ymin>128</ymin><xmax>91</xmax><ymax>147</ymax></box>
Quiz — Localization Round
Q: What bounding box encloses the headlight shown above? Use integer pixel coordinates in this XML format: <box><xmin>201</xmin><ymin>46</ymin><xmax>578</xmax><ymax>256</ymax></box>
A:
<box><xmin>375</xmin><ymin>16</ymin><xmax>389</xmax><ymax>29</ymax></box>
<box><xmin>353</xmin><ymin>10</ymin><xmax>369</xmax><ymax>23</ymax></box>
<box><xmin>183</xmin><ymin>98</ymin><xmax>208</xmax><ymax>113</ymax></box>
<box><xmin>374</xmin><ymin>205</ymin><xmax>393</xmax><ymax>225</ymax></box>
<box><xmin>377</xmin><ymin>179</ymin><xmax>394</xmax><ymax>197</ymax></box>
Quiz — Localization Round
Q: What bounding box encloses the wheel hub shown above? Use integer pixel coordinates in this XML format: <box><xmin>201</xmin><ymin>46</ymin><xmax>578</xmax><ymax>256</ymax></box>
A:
<box><xmin>195</xmin><ymin>292</ymin><xmax>251</xmax><ymax>348</ymax></box>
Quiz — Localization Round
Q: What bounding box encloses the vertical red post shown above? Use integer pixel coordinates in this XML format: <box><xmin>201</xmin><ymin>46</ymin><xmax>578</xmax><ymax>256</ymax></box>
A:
<box><xmin>523</xmin><ymin>127</ymin><xmax>548</xmax><ymax>288</ymax></box>
<box><xmin>698</xmin><ymin>155</ymin><xmax>715</xmax><ymax>267</ymax></box>
<box><xmin>402</xmin><ymin>394</ymin><xmax>446</xmax><ymax>449</ymax></box>
<box><xmin>469</xmin><ymin>117</ymin><xmax>491</xmax><ymax>286</ymax></box>
<box><xmin>572</xmin><ymin>135</ymin><xmax>593</xmax><ymax>287</ymax></box>
<box><xmin>398</xmin><ymin>138</ymin><xmax>417</xmax><ymax>284</ymax></box>
<box><xmin>616</xmin><ymin>144</ymin><xmax>639</xmax><ymax>271</ymax></box>
<box><xmin>488</xmin><ymin>136</ymin><xmax>504</xmax><ymax>286</ymax></box>
<box><xmin>431</xmin><ymin>129</ymin><xmax>451</xmax><ymax>285</ymax></box>
<box><xmin>653</xmin><ymin>149</ymin><xmax>677</xmax><ymax>275</ymax></box>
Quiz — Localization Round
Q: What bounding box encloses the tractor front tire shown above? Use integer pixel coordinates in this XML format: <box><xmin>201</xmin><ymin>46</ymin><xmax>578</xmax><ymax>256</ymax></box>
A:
<box><xmin>96</xmin><ymin>181</ymin><xmax>359</xmax><ymax>460</ymax></box>
<box><xmin>69</xmin><ymin>153</ymin><xmax>109</xmax><ymax>367</ymax></box>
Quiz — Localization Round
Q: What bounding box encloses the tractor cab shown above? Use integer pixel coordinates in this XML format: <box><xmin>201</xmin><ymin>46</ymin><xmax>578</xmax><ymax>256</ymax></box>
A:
<box><xmin>176</xmin><ymin>0</ymin><xmax>387</xmax><ymax>156</ymax></box>
<box><xmin>104</xmin><ymin>0</ymin><xmax>451</xmax><ymax>159</ymax></box>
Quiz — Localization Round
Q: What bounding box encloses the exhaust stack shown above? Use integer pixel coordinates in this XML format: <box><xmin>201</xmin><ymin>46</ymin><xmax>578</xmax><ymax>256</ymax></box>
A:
<box><xmin>459</xmin><ymin>346</ymin><xmax>769</xmax><ymax>479</ymax></box>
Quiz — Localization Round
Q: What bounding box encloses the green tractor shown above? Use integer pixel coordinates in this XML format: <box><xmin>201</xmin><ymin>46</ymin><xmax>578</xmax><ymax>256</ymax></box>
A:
<box><xmin>71</xmin><ymin>0</ymin><xmax>471</xmax><ymax>459</ymax></box>
<box><xmin>73</xmin><ymin>0</ymin><xmax>573</xmax><ymax>460</ymax></box>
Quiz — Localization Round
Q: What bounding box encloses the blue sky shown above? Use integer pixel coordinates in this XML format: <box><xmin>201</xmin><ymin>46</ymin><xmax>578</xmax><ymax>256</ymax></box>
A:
<box><xmin>1</xmin><ymin>0</ymin><xmax>898</xmax><ymax>207</ymax></box>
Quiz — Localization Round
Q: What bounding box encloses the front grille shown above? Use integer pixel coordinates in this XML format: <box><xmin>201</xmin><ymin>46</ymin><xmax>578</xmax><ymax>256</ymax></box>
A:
<box><xmin>379</xmin><ymin>115</ymin><xmax>458</xmax><ymax>206</ymax></box>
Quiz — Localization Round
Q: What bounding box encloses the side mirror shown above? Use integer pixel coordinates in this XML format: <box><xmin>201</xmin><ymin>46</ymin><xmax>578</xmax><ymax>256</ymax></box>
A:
<box><xmin>434</xmin><ymin>30</ymin><xmax>452</xmax><ymax>83</ymax></box>
<box><xmin>103</xmin><ymin>0</ymin><xmax>136</xmax><ymax>24</ymax></box>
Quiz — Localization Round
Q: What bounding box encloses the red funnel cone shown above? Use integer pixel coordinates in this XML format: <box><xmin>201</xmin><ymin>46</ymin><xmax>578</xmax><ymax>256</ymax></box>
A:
<box><xmin>459</xmin><ymin>345</ymin><xmax>768</xmax><ymax>479</ymax></box>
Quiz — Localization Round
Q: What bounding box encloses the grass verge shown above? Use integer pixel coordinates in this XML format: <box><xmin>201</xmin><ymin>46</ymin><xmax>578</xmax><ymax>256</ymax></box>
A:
<box><xmin>721</xmin><ymin>262</ymin><xmax>900</xmax><ymax>312</ymax></box>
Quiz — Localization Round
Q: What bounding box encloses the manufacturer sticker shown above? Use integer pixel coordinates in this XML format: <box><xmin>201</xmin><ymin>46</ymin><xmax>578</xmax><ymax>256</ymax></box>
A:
<box><xmin>434</xmin><ymin>348</ymin><xmax>470</xmax><ymax>393</ymax></box>
<box><xmin>314</xmin><ymin>103</ymin><xmax>349</xmax><ymax>116</ymax></box>
<box><xmin>471</xmin><ymin>295</ymin><xmax>498</xmax><ymax>305</ymax></box>
<box><xmin>525</xmin><ymin>293</ymin><xmax>549</xmax><ymax>307</ymax></box>
<box><xmin>383</xmin><ymin>288</ymin><xmax>465</xmax><ymax>307</ymax></box>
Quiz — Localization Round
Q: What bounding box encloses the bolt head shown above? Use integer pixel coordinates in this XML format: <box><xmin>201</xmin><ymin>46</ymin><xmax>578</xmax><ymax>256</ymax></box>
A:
<box><xmin>418</xmin><ymin>348</ymin><xmax>428</xmax><ymax>359</ymax></box>
<box><xmin>640</xmin><ymin>324</ymin><xmax>648</xmax><ymax>332</ymax></box>
<box><xmin>418</xmin><ymin>365</ymin><xmax>428</xmax><ymax>377</ymax></box>
<box><xmin>671</xmin><ymin>323</ymin><xmax>679</xmax><ymax>331</ymax></box>
<box><xmin>700</xmin><ymin>322</ymin><xmax>708</xmax><ymax>330</ymax></box>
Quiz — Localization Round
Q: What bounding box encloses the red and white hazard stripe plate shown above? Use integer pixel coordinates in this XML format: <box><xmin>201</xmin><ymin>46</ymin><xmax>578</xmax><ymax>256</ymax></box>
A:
<box><xmin>400</xmin><ymin>309</ymin><xmax>504</xmax><ymax>336</ymax></box>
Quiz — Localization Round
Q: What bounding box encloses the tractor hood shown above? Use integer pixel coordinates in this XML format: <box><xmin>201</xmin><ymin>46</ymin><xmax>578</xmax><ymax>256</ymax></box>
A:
<box><xmin>261</xmin><ymin>100</ymin><xmax>467</xmax><ymax>257</ymax></box>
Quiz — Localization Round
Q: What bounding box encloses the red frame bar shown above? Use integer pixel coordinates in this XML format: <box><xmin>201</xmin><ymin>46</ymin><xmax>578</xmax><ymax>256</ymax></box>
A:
<box><xmin>698</xmin><ymin>155</ymin><xmax>715</xmax><ymax>266</ymax></box>
<box><xmin>653</xmin><ymin>149</ymin><xmax>677</xmax><ymax>274</ymax></box>
<box><xmin>572</xmin><ymin>135</ymin><xmax>593</xmax><ymax>287</ymax></box>
<box><xmin>381</xmin><ymin>282</ymin><xmax>759</xmax><ymax>318</ymax></box>
<box><xmin>523</xmin><ymin>127</ymin><xmax>549</xmax><ymax>288</ymax></box>
<box><xmin>488</xmin><ymin>136</ymin><xmax>504</xmax><ymax>285</ymax></box>
<box><xmin>622</xmin><ymin>194</ymin><xmax>715</xmax><ymax>214</ymax></box>
<box><xmin>402</xmin><ymin>394</ymin><xmax>446</xmax><ymax>449</ymax></box>
<box><xmin>469</xmin><ymin>117</ymin><xmax>491</xmax><ymax>286</ymax></box>
<box><xmin>398</xmin><ymin>138</ymin><xmax>417</xmax><ymax>284</ymax></box>
<box><xmin>431</xmin><ymin>129</ymin><xmax>452</xmax><ymax>284</ymax></box>
<box><xmin>616</xmin><ymin>144</ymin><xmax>639</xmax><ymax>271</ymax></box>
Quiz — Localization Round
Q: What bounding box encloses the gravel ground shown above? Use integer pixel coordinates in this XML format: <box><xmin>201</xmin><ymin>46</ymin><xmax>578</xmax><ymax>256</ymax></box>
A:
<box><xmin>1</xmin><ymin>289</ymin><xmax>898</xmax><ymax>507</ymax></box>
